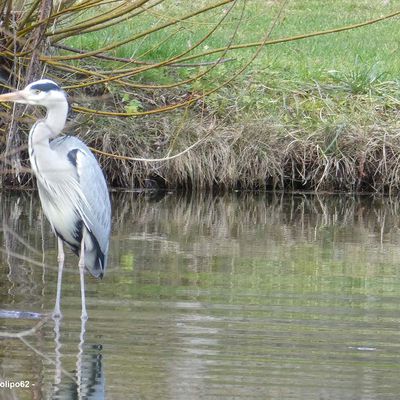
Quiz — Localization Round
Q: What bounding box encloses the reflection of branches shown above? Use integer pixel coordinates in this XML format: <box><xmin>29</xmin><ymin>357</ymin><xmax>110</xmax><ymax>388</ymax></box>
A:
<box><xmin>20</xmin><ymin>336</ymin><xmax>77</xmax><ymax>384</ymax></box>
<box><xmin>112</xmin><ymin>191</ymin><xmax>400</xmax><ymax>251</ymax></box>
<box><xmin>0</xmin><ymin>192</ymin><xmax>108</xmax><ymax>396</ymax></box>
<box><xmin>0</xmin><ymin>298</ymin><xmax>100</xmax><ymax>392</ymax></box>
<box><xmin>0</xmin><ymin>314</ymin><xmax>50</xmax><ymax>338</ymax></box>
<box><xmin>0</xmin><ymin>314</ymin><xmax>77</xmax><ymax>383</ymax></box>
<box><xmin>0</xmin><ymin>313</ymin><xmax>75</xmax><ymax>378</ymax></box>
<box><xmin>0</xmin><ymin>248</ymin><xmax>60</xmax><ymax>272</ymax></box>
<box><xmin>1</xmin><ymin>224</ymin><xmax>42</xmax><ymax>256</ymax></box>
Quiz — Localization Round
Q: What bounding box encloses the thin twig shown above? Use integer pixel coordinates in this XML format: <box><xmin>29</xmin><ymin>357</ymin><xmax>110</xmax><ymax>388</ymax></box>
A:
<box><xmin>91</xmin><ymin>119</ymin><xmax>216</xmax><ymax>162</ymax></box>
<box><xmin>0</xmin><ymin>314</ymin><xmax>51</xmax><ymax>338</ymax></box>
<box><xmin>19</xmin><ymin>336</ymin><xmax>77</xmax><ymax>383</ymax></box>
<box><xmin>1</xmin><ymin>224</ymin><xmax>42</xmax><ymax>256</ymax></box>
<box><xmin>0</xmin><ymin>248</ymin><xmax>61</xmax><ymax>273</ymax></box>
<box><xmin>53</xmin><ymin>43</ymin><xmax>235</xmax><ymax>67</ymax></box>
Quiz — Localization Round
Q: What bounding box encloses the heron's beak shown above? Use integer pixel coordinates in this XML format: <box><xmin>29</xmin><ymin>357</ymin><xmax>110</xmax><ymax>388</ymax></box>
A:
<box><xmin>0</xmin><ymin>90</ymin><xmax>26</xmax><ymax>103</ymax></box>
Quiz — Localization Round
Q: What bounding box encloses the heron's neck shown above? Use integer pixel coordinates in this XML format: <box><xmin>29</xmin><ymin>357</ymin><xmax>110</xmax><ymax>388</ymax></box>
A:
<box><xmin>44</xmin><ymin>100</ymin><xmax>69</xmax><ymax>137</ymax></box>
<box><xmin>28</xmin><ymin>99</ymin><xmax>69</xmax><ymax>181</ymax></box>
<box><xmin>29</xmin><ymin>100</ymin><xmax>68</xmax><ymax>146</ymax></box>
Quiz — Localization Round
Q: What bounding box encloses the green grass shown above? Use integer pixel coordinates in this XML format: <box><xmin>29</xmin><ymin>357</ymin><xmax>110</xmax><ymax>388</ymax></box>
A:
<box><xmin>65</xmin><ymin>0</ymin><xmax>400</xmax><ymax>84</ymax></box>
<box><xmin>248</xmin><ymin>0</ymin><xmax>400</xmax><ymax>81</ymax></box>
<box><xmin>62</xmin><ymin>0</ymin><xmax>400</xmax><ymax>127</ymax></box>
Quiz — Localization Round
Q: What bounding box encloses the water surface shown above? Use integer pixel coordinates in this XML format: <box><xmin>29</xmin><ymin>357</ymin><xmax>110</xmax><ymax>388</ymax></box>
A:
<box><xmin>1</xmin><ymin>191</ymin><xmax>400</xmax><ymax>399</ymax></box>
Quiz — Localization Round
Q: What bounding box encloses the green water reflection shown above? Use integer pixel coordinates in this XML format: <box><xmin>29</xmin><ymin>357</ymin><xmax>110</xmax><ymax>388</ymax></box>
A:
<box><xmin>1</xmin><ymin>191</ymin><xmax>400</xmax><ymax>399</ymax></box>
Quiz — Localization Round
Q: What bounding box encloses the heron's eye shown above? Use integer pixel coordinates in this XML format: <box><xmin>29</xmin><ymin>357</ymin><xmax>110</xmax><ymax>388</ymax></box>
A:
<box><xmin>33</xmin><ymin>89</ymin><xmax>41</xmax><ymax>95</ymax></box>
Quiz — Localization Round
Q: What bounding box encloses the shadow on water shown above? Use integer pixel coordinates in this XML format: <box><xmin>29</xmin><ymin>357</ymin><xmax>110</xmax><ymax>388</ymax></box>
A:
<box><xmin>1</xmin><ymin>190</ymin><xmax>400</xmax><ymax>399</ymax></box>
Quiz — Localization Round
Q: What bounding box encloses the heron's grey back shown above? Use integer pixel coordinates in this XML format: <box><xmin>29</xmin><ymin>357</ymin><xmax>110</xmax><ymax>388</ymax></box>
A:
<box><xmin>50</xmin><ymin>135</ymin><xmax>111</xmax><ymax>274</ymax></box>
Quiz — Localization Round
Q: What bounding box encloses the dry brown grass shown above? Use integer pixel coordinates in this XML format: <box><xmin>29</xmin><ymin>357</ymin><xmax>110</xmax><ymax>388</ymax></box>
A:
<box><xmin>2</xmin><ymin>76</ymin><xmax>400</xmax><ymax>193</ymax></box>
<box><xmin>77</xmin><ymin>99</ymin><xmax>400</xmax><ymax>193</ymax></box>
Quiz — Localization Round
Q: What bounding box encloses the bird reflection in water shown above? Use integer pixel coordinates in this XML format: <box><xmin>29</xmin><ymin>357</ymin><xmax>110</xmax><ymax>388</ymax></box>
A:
<box><xmin>52</xmin><ymin>317</ymin><xmax>105</xmax><ymax>400</ymax></box>
<box><xmin>1</xmin><ymin>193</ymin><xmax>106</xmax><ymax>399</ymax></box>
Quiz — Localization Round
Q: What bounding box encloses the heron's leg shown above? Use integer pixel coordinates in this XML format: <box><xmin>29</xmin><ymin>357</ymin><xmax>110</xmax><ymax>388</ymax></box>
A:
<box><xmin>76</xmin><ymin>312</ymin><xmax>87</xmax><ymax>395</ymax></box>
<box><xmin>53</xmin><ymin>313</ymin><xmax>62</xmax><ymax>387</ymax></box>
<box><xmin>53</xmin><ymin>237</ymin><xmax>65</xmax><ymax>319</ymax></box>
<box><xmin>78</xmin><ymin>231</ymin><xmax>88</xmax><ymax>321</ymax></box>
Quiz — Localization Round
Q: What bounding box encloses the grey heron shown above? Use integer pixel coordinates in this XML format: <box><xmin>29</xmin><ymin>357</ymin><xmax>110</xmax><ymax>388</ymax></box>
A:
<box><xmin>0</xmin><ymin>79</ymin><xmax>111</xmax><ymax>320</ymax></box>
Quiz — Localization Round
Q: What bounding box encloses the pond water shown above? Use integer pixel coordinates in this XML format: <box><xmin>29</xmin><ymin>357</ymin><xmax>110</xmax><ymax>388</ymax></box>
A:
<box><xmin>1</xmin><ymin>191</ymin><xmax>400</xmax><ymax>399</ymax></box>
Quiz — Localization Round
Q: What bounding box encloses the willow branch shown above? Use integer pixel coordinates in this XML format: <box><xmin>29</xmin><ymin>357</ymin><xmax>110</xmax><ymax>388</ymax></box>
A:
<box><xmin>48</xmin><ymin>0</ymin><xmax>151</xmax><ymax>40</ymax></box>
<box><xmin>46</xmin><ymin>1</ymin><xmax>237</xmax><ymax>91</ymax></box>
<box><xmin>50</xmin><ymin>0</ymin><xmax>235</xmax><ymax>91</ymax></box>
<box><xmin>16</xmin><ymin>0</ymin><xmax>105</xmax><ymax>37</ymax></box>
<box><xmin>91</xmin><ymin>121</ymin><xmax>216</xmax><ymax>162</ymax></box>
<box><xmin>68</xmin><ymin>1</ymin><xmax>277</xmax><ymax>118</ymax></box>
<box><xmin>17</xmin><ymin>0</ymin><xmax>42</xmax><ymax>30</ymax></box>
<box><xmin>47</xmin><ymin>0</ymin><xmax>233</xmax><ymax>53</ymax></box>
<box><xmin>51</xmin><ymin>0</ymin><xmax>164</xmax><ymax>38</ymax></box>
<box><xmin>89</xmin><ymin>0</ymin><xmax>288</xmax><ymax>163</ymax></box>
<box><xmin>54</xmin><ymin>43</ymin><xmax>234</xmax><ymax>68</ymax></box>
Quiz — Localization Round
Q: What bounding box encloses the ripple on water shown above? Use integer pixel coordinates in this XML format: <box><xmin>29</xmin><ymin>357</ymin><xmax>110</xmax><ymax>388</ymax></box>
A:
<box><xmin>2</xmin><ymin>192</ymin><xmax>400</xmax><ymax>399</ymax></box>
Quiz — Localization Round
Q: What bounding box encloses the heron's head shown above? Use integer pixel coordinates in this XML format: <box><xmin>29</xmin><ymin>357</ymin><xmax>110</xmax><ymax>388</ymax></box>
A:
<box><xmin>0</xmin><ymin>79</ymin><xmax>66</xmax><ymax>108</ymax></box>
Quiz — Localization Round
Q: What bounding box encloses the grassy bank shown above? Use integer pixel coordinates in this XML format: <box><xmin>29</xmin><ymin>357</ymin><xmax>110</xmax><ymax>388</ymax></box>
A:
<box><xmin>82</xmin><ymin>77</ymin><xmax>400</xmax><ymax>192</ymax></box>
<box><xmin>1</xmin><ymin>0</ymin><xmax>400</xmax><ymax>192</ymax></box>
<box><xmin>72</xmin><ymin>0</ymin><xmax>400</xmax><ymax>191</ymax></box>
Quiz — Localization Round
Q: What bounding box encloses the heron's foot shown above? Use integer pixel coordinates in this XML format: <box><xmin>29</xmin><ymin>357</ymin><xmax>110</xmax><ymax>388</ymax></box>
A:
<box><xmin>52</xmin><ymin>309</ymin><xmax>63</xmax><ymax>320</ymax></box>
<box><xmin>80</xmin><ymin>311</ymin><xmax>88</xmax><ymax>322</ymax></box>
<box><xmin>81</xmin><ymin>313</ymin><xmax>89</xmax><ymax>322</ymax></box>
